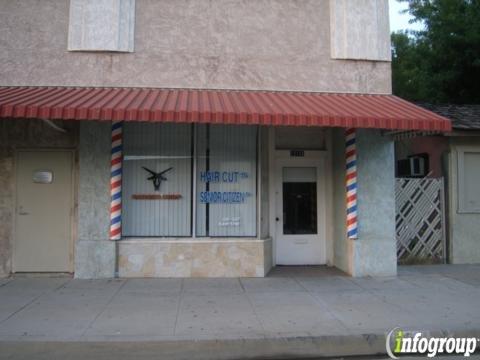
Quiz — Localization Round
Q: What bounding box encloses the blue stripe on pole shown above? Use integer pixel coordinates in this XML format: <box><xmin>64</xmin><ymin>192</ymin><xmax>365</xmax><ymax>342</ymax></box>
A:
<box><xmin>111</xmin><ymin>216</ymin><xmax>121</xmax><ymax>225</ymax></box>
<box><xmin>347</xmin><ymin>205</ymin><xmax>357</xmax><ymax>214</ymax></box>
<box><xmin>346</xmin><ymin>138</ymin><xmax>356</xmax><ymax>147</ymax></box>
<box><xmin>111</xmin><ymin>168</ymin><xmax>122</xmax><ymax>177</ymax></box>
<box><xmin>112</xmin><ymin>122</ymin><xmax>123</xmax><ymax>131</ymax></box>
<box><xmin>347</xmin><ymin>228</ymin><xmax>358</xmax><ymax>238</ymax></box>
<box><xmin>346</xmin><ymin>160</ymin><xmax>356</xmax><ymax>169</ymax></box>
<box><xmin>346</xmin><ymin>183</ymin><xmax>357</xmax><ymax>192</ymax></box>
<box><xmin>111</xmin><ymin>145</ymin><xmax>122</xmax><ymax>154</ymax></box>
<box><xmin>111</xmin><ymin>192</ymin><xmax>122</xmax><ymax>201</ymax></box>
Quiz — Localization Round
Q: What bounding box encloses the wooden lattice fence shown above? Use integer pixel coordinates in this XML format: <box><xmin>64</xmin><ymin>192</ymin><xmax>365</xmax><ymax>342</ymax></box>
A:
<box><xmin>395</xmin><ymin>178</ymin><xmax>446</xmax><ymax>264</ymax></box>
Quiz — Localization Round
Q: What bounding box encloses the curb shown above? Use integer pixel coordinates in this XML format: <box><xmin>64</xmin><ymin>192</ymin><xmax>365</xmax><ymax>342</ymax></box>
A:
<box><xmin>1</xmin><ymin>329</ymin><xmax>480</xmax><ymax>360</ymax></box>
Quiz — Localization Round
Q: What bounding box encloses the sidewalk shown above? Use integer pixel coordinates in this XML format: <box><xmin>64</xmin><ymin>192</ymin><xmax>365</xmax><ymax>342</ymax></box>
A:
<box><xmin>0</xmin><ymin>265</ymin><xmax>479</xmax><ymax>359</ymax></box>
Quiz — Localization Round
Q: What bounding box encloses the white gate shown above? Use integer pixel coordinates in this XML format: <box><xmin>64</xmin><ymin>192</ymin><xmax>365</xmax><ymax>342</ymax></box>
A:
<box><xmin>395</xmin><ymin>178</ymin><xmax>446</xmax><ymax>264</ymax></box>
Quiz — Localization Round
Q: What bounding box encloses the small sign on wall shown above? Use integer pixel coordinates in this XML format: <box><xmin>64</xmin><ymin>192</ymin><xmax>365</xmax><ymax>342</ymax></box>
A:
<box><xmin>132</xmin><ymin>194</ymin><xmax>182</xmax><ymax>200</ymax></box>
<box><xmin>32</xmin><ymin>170</ymin><xmax>53</xmax><ymax>184</ymax></box>
<box><xmin>218</xmin><ymin>217</ymin><xmax>240</xmax><ymax>227</ymax></box>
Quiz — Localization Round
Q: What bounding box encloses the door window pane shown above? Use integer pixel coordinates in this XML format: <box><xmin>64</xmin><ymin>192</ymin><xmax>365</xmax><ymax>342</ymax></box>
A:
<box><xmin>196</xmin><ymin>125</ymin><xmax>257</xmax><ymax>237</ymax></box>
<box><xmin>122</xmin><ymin>123</ymin><xmax>193</xmax><ymax>236</ymax></box>
<box><xmin>282</xmin><ymin>167</ymin><xmax>317</xmax><ymax>235</ymax></box>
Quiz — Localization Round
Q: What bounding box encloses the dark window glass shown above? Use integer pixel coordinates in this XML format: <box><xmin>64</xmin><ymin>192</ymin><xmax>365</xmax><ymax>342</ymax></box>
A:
<box><xmin>282</xmin><ymin>182</ymin><xmax>317</xmax><ymax>235</ymax></box>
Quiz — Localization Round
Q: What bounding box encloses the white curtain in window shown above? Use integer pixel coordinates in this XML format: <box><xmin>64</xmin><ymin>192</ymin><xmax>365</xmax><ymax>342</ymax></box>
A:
<box><xmin>196</xmin><ymin>125</ymin><xmax>257</xmax><ymax>237</ymax></box>
<box><xmin>122</xmin><ymin>123</ymin><xmax>192</xmax><ymax>236</ymax></box>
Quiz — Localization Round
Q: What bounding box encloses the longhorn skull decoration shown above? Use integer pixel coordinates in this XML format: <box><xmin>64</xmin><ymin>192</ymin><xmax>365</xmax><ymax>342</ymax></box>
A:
<box><xmin>142</xmin><ymin>166</ymin><xmax>173</xmax><ymax>191</ymax></box>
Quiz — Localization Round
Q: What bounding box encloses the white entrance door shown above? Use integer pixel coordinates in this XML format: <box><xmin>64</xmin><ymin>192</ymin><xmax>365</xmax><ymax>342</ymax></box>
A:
<box><xmin>275</xmin><ymin>155</ymin><xmax>326</xmax><ymax>265</ymax></box>
<box><xmin>14</xmin><ymin>151</ymin><xmax>74</xmax><ymax>272</ymax></box>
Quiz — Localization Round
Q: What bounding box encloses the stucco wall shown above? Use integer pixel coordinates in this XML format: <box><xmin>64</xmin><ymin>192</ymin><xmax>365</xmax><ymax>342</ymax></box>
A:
<box><xmin>332</xmin><ymin>128</ymin><xmax>396</xmax><ymax>277</ymax></box>
<box><xmin>353</xmin><ymin>129</ymin><xmax>396</xmax><ymax>276</ymax></box>
<box><xmin>332</xmin><ymin>128</ymin><xmax>350</xmax><ymax>274</ymax></box>
<box><xmin>0</xmin><ymin>119</ymin><xmax>78</xmax><ymax>277</ymax></box>
<box><xmin>75</xmin><ymin>121</ymin><xmax>115</xmax><ymax>278</ymax></box>
<box><xmin>260</xmin><ymin>126</ymin><xmax>270</xmax><ymax>239</ymax></box>
<box><xmin>448</xmin><ymin>136</ymin><xmax>480</xmax><ymax>264</ymax></box>
<box><xmin>0</xmin><ymin>0</ymin><xmax>390</xmax><ymax>94</ymax></box>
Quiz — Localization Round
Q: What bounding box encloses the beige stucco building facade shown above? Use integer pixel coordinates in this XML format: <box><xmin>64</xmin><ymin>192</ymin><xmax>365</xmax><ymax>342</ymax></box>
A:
<box><xmin>1</xmin><ymin>0</ymin><xmax>392</xmax><ymax>93</ymax></box>
<box><xmin>0</xmin><ymin>0</ymin><xmax>449</xmax><ymax>279</ymax></box>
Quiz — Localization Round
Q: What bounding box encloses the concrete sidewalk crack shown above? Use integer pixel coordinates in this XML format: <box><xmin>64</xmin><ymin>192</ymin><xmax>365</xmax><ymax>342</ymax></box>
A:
<box><xmin>242</xmin><ymin>289</ymin><xmax>267</xmax><ymax>335</ymax></box>
<box><xmin>238</xmin><ymin>278</ymin><xmax>246</xmax><ymax>292</ymax></box>
<box><xmin>0</xmin><ymin>279</ymin><xmax>12</xmax><ymax>288</ymax></box>
<box><xmin>0</xmin><ymin>293</ymin><xmax>44</xmax><ymax>326</ymax></box>
<box><xmin>0</xmin><ymin>279</ymin><xmax>70</xmax><ymax>326</ymax></box>
<box><xmin>79</xmin><ymin>280</ymin><xmax>127</xmax><ymax>338</ymax></box>
<box><xmin>172</xmin><ymin>278</ymin><xmax>184</xmax><ymax>336</ymax></box>
<box><xmin>293</xmin><ymin>277</ymin><xmax>351</xmax><ymax>333</ymax></box>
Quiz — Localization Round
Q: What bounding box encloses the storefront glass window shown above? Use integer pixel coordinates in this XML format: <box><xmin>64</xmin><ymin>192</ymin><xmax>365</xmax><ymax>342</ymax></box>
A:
<box><xmin>122</xmin><ymin>123</ymin><xmax>193</xmax><ymax>236</ymax></box>
<box><xmin>196</xmin><ymin>125</ymin><xmax>257</xmax><ymax>237</ymax></box>
<box><xmin>122</xmin><ymin>123</ymin><xmax>257</xmax><ymax>238</ymax></box>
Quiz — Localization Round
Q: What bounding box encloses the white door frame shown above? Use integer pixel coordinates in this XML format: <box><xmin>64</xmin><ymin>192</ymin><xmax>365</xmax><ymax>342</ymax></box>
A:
<box><xmin>271</xmin><ymin>150</ymin><xmax>328</xmax><ymax>265</ymax></box>
<box><xmin>12</xmin><ymin>149</ymin><xmax>76</xmax><ymax>273</ymax></box>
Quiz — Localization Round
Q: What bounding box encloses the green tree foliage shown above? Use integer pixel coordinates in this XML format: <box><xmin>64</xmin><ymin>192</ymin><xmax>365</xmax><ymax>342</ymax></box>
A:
<box><xmin>391</xmin><ymin>0</ymin><xmax>480</xmax><ymax>103</ymax></box>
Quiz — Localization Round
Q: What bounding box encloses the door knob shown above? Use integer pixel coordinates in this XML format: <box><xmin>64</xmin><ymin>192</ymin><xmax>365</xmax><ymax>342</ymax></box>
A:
<box><xmin>275</xmin><ymin>217</ymin><xmax>280</xmax><ymax>222</ymax></box>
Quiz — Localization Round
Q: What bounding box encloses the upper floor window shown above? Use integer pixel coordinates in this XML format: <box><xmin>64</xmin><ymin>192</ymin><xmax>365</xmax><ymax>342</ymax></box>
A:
<box><xmin>68</xmin><ymin>0</ymin><xmax>135</xmax><ymax>52</ymax></box>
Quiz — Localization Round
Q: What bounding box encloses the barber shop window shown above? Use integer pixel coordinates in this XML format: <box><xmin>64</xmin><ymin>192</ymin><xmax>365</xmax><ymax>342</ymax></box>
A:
<box><xmin>196</xmin><ymin>125</ymin><xmax>257</xmax><ymax>237</ymax></box>
<box><xmin>122</xmin><ymin>123</ymin><xmax>193</xmax><ymax>236</ymax></box>
<box><xmin>122</xmin><ymin>123</ymin><xmax>257</xmax><ymax>238</ymax></box>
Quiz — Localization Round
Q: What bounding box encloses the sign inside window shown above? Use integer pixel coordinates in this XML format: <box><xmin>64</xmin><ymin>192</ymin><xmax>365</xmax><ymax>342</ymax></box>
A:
<box><xmin>122</xmin><ymin>122</ymin><xmax>193</xmax><ymax>237</ymax></box>
<box><xmin>132</xmin><ymin>194</ymin><xmax>182</xmax><ymax>200</ymax></box>
<box><xmin>218</xmin><ymin>217</ymin><xmax>240</xmax><ymax>227</ymax></box>
<box><xmin>199</xmin><ymin>171</ymin><xmax>251</xmax><ymax>204</ymax></box>
<box><xmin>195</xmin><ymin>124</ymin><xmax>257</xmax><ymax>237</ymax></box>
<box><xmin>200</xmin><ymin>171</ymin><xmax>248</xmax><ymax>183</ymax></box>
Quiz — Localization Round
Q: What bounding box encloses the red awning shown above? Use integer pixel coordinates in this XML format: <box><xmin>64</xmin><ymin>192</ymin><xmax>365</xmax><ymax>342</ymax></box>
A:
<box><xmin>0</xmin><ymin>86</ymin><xmax>451</xmax><ymax>131</ymax></box>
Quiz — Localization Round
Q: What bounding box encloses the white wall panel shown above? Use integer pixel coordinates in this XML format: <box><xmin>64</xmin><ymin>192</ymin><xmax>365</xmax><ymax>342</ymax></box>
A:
<box><xmin>68</xmin><ymin>0</ymin><xmax>135</xmax><ymax>52</ymax></box>
<box><xmin>458</xmin><ymin>149</ymin><xmax>480</xmax><ymax>213</ymax></box>
<box><xmin>330</xmin><ymin>0</ymin><xmax>391</xmax><ymax>61</ymax></box>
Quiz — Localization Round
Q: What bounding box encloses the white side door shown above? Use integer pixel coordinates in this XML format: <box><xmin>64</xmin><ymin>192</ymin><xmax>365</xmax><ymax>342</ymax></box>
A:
<box><xmin>275</xmin><ymin>155</ymin><xmax>326</xmax><ymax>265</ymax></box>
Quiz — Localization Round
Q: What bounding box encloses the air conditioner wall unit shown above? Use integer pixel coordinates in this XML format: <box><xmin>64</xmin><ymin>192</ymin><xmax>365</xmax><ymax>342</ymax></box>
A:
<box><xmin>397</xmin><ymin>153</ymin><xmax>429</xmax><ymax>177</ymax></box>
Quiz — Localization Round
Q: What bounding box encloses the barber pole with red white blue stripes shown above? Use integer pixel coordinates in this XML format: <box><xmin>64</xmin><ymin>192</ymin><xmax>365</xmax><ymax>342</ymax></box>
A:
<box><xmin>345</xmin><ymin>128</ymin><xmax>358</xmax><ymax>239</ymax></box>
<box><xmin>110</xmin><ymin>121</ymin><xmax>123</xmax><ymax>240</ymax></box>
